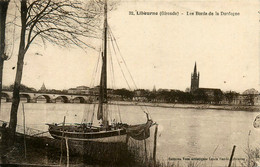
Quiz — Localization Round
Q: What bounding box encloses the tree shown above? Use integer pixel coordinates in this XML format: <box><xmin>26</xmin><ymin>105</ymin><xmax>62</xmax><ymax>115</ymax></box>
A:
<box><xmin>146</xmin><ymin>91</ymin><xmax>156</xmax><ymax>102</ymax></box>
<box><xmin>193</xmin><ymin>89</ymin><xmax>208</xmax><ymax>103</ymax></box>
<box><xmin>177</xmin><ymin>91</ymin><xmax>193</xmax><ymax>103</ymax></box>
<box><xmin>0</xmin><ymin>0</ymin><xmax>10</xmax><ymax>111</ymax></box>
<box><xmin>213</xmin><ymin>89</ymin><xmax>223</xmax><ymax>104</ymax></box>
<box><xmin>185</xmin><ymin>87</ymin><xmax>190</xmax><ymax>93</ymax></box>
<box><xmin>245</xmin><ymin>94</ymin><xmax>255</xmax><ymax>106</ymax></box>
<box><xmin>7</xmin><ymin>84</ymin><xmax>36</xmax><ymax>92</ymax></box>
<box><xmin>114</xmin><ymin>88</ymin><xmax>134</xmax><ymax>100</ymax></box>
<box><xmin>224</xmin><ymin>91</ymin><xmax>239</xmax><ymax>104</ymax></box>
<box><xmin>9</xmin><ymin>0</ymin><xmax>103</xmax><ymax>145</ymax></box>
<box><xmin>243</xmin><ymin>88</ymin><xmax>259</xmax><ymax>106</ymax></box>
<box><xmin>20</xmin><ymin>84</ymin><xmax>35</xmax><ymax>92</ymax></box>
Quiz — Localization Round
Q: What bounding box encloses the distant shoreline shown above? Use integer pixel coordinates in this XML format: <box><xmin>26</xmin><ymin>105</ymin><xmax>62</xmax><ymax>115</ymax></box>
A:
<box><xmin>2</xmin><ymin>101</ymin><xmax>260</xmax><ymax>112</ymax></box>
<box><xmin>109</xmin><ymin>101</ymin><xmax>260</xmax><ymax>112</ymax></box>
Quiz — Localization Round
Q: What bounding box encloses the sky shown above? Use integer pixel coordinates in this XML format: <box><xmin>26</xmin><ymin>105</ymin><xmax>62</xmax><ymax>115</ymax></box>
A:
<box><xmin>2</xmin><ymin>0</ymin><xmax>260</xmax><ymax>93</ymax></box>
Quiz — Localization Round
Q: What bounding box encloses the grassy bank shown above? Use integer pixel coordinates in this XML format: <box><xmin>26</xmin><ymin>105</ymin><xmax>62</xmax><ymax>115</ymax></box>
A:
<box><xmin>0</xmin><ymin>129</ymin><xmax>154</xmax><ymax>166</ymax></box>
<box><xmin>0</xmin><ymin>136</ymin><xmax>254</xmax><ymax>167</ymax></box>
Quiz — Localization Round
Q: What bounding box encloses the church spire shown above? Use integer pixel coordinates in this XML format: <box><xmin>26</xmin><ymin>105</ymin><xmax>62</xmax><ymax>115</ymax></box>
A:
<box><xmin>191</xmin><ymin>62</ymin><xmax>199</xmax><ymax>93</ymax></box>
<box><xmin>152</xmin><ymin>85</ymin><xmax>156</xmax><ymax>92</ymax></box>
<box><xmin>194</xmin><ymin>62</ymin><xmax>197</xmax><ymax>74</ymax></box>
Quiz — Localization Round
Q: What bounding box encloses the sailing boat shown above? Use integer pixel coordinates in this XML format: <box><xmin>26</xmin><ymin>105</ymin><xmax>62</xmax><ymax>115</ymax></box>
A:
<box><xmin>47</xmin><ymin>0</ymin><xmax>153</xmax><ymax>143</ymax></box>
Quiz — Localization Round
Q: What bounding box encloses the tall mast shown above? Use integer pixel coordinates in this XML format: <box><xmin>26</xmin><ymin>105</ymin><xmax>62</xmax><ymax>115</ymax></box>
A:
<box><xmin>103</xmin><ymin>0</ymin><xmax>107</xmax><ymax>102</ymax></box>
<box><xmin>97</xmin><ymin>0</ymin><xmax>108</xmax><ymax>127</ymax></box>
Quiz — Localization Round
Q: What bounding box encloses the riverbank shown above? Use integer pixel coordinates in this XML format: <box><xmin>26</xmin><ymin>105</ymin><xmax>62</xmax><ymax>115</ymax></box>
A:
<box><xmin>0</xmin><ymin>128</ymin><xmax>142</xmax><ymax>166</ymax></box>
<box><xmin>2</xmin><ymin>101</ymin><xmax>260</xmax><ymax>112</ymax></box>
<box><xmin>110</xmin><ymin>101</ymin><xmax>260</xmax><ymax>112</ymax></box>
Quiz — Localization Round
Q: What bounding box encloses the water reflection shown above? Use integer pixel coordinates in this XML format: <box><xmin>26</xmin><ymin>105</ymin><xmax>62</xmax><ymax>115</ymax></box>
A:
<box><xmin>186</xmin><ymin>115</ymin><xmax>200</xmax><ymax>157</ymax></box>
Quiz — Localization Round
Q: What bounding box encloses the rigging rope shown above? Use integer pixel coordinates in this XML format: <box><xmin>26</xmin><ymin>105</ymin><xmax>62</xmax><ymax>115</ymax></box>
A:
<box><xmin>82</xmin><ymin>49</ymin><xmax>101</xmax><ymax>123</ymax></box>
<box><xmin>91</xmin><ymin>103</ymin><xmax>96</xmax><ymax>124</ymax></box>
<box><xmin>107</xmin><ymin>35</ymin><xmax>123</xmax><ymax>123</ymax></box>
<box><xmin>81</xmin><ymin>103</ymin><xmax>90</xmax><ymax>123</ymax></box>
<box><xmin>108</xmin><ymin>27</ymin><xmax>137</xmax><ymax>87</ymax></box>
<box><xmin>108</xmin><ymin>28</ymin><xmax>132</xmax><ymax>90</ymax></box>
<box><xmin>108</xmin><ymin>26</ymin><xmax>151</xmax><ymax>118</ymax></box>
<box><xmin>117</xmin><ymin>102</ymin><xmax>122</xmax><ymax>123</ymax></box>
<box><xmin>107</xmin><ymin>39</ymin><xmax>114</xmax><ymax>122</ymax></box>
<box><xmin>108</xmin><ymin>37</ymin><xmax>125</xmax><ymax>123</ymax></box>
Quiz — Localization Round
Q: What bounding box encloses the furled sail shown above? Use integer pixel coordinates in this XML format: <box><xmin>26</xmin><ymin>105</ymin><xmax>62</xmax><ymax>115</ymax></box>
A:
<box><xmin>126</xmin><ymin>120</ymin><xmax>153</xmax><ymax>140</ymax></box>
<box><xmin>97</xmin><ymin>0</ymin><xmax>108</xmax><ymax>122</ymax></box>
<box><xmin>97</xmin><ymin>55</ymin><xmax>105</xmax><ymax>120</ymax></box>
<box><xmin>97</xmin><ymin>102</ymin><xmax>103</xmax><ymax>120</ymax></box>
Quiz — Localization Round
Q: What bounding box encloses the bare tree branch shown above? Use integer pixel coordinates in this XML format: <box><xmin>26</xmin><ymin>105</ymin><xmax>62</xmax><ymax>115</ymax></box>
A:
<box><xmin>22</xmin><ymin>0</ymin><xmax>106</xmax><ymax>53</ymax></box>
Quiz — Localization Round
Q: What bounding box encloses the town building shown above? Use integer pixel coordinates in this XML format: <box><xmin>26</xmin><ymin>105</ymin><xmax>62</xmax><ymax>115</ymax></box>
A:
<box><xmin>68</xmin><ymin>86</ymin><xmax>90</xmax><ymax>94</ymax></box>
<box><xmin>40</xmin><ymin>82</ymin><xmax>47</xmax><ymax>91</ymax></box>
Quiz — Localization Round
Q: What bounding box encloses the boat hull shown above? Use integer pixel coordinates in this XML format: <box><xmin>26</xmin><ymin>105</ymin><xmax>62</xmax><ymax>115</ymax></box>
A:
<box><xmin>50</xmin><ymin>132</ymin><xmax>127</xmax><ymax>143</ymax></box>
<box><xmin>48</xmin><ymin>124</ymin><xmax>127</xmax><ymax>143</ymax></box>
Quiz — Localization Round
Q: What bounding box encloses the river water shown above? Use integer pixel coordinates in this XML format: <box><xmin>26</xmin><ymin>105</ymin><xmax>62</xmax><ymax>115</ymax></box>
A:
<box><xmin>1</xmin><ymin>102</ymin><xmax>260</xmax><ymax>167</ymax></box>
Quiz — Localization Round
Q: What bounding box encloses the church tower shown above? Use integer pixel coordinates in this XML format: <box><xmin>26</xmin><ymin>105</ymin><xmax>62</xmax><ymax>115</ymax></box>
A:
<box><xmin>190</xmin><ymin>62</ymin><xmax>199</xmax><ymax>93</ymax></box>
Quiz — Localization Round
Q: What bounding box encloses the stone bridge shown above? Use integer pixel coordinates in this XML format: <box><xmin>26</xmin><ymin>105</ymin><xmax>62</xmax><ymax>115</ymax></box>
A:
<box><xmin>1</xmin><ymin>91</ymin><xmax>98</xmax><ymax>103</ymax></box>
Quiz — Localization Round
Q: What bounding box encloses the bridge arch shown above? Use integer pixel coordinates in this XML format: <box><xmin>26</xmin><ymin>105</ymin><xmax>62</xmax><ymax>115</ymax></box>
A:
<box><xmin>36</xmin><ymin>95</ymin><xmax>52</xmax><ymax>103</ymax></box>
<box><xmin>1</xmin><ymin>92</ymin><xmax>12</xmax><ymax>102</ymax></box>
<box><xmin>55</xmin><ymin>96</ymin><xmax>69</xmax><ymax>103</ymax></box>
<box><xmin>88</xmin><ymin>96</ymin><xmax>98</xmax><ymax>102</ymax></box>
<box><xmin>73</xmin><ymin>97</ymin><xmax>86</xmax><ymax>103</ymax></box>
<box><xmin>20</xmin><ymin>94</ymin><xmax>32</xmax><ymax>103</ymax></box>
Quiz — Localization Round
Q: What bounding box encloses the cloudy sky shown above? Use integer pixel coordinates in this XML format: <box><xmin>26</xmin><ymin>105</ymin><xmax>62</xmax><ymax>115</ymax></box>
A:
<box><xmin>3</xmin><ymin>0</ymin><xmax>260</xmax><ymax>93</ymax></box>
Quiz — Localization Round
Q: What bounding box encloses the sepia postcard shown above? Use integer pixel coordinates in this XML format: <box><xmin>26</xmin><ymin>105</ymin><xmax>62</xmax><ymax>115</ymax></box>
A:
<box><xmin>0</xmin><ymin>0</ymin><xmax>260</xmax><ymax>166</ymax></box>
